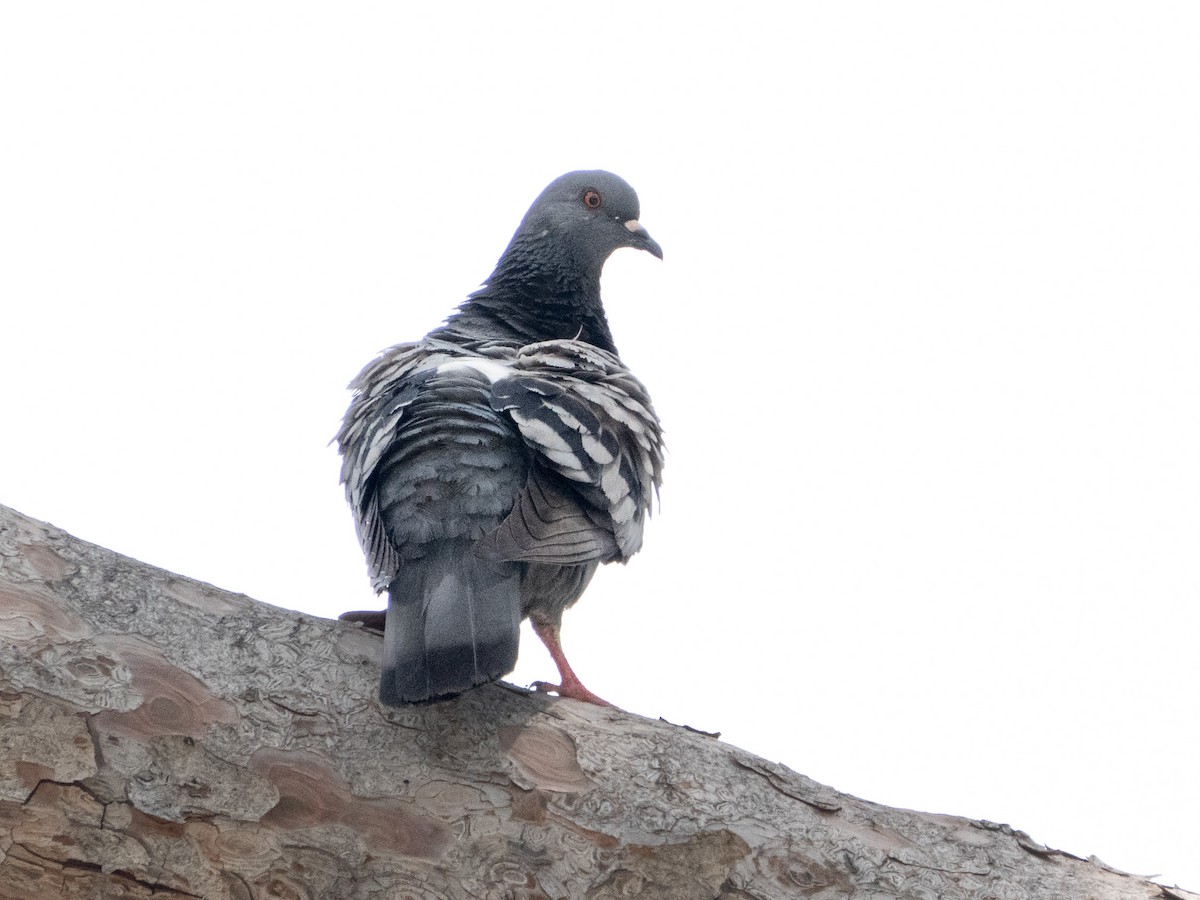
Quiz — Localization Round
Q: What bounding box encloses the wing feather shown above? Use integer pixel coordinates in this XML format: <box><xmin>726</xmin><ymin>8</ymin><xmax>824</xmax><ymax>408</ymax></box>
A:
<box><xmin>489</xmin><ymin>339</ymin><xmax>664</xmax><ymax>560</ymax></box>
<box><xmin>338</xmin><ymin>336</ymin><xmax>664</xmax><ymax>588</ymax></box>
<box><xmin>474</xmin><ymin>467</ymin><xmax>620</xmax><ymax>564</ymax></box>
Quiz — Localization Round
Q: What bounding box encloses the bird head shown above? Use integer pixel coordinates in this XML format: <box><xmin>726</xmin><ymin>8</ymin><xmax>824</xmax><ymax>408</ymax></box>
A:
<box><xmin>508</xmin><ymin>170</ymin><xmax>663</xmax><ymax>276</ymax></box>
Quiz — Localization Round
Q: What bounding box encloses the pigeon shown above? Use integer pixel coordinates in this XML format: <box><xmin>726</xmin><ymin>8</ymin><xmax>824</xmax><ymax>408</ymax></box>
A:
<box><xmin>337</xmin><ymin>170</ymin><xmax>665</xmax><ymax>707</ymax></box>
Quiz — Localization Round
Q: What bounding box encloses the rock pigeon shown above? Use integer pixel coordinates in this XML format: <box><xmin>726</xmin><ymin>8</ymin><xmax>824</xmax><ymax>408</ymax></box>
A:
<box><xmin>337</xmin><ymin>170</ymin><xmax>664</xmax><ymax>707</ymax></box>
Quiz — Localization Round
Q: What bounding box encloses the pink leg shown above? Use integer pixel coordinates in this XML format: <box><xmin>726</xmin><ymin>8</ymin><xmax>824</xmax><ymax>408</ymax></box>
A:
<box><xmin>530</xmin><ymin>621</ymin><xmax>614</xmax><ymax>708</ymax></box>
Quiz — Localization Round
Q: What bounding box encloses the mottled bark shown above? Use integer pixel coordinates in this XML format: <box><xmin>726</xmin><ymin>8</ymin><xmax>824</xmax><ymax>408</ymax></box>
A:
<box><xmin>0</xmin><ymin>502</ymin><xmax>1193</xmax><ymax>900</ymax></box>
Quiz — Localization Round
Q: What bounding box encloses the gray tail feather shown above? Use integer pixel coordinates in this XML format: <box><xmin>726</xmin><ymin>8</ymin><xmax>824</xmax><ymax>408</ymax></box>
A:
<box><xmin>380</xmin><ymin>544</ymin><xmax>521</xmax><ymax>706</ymax></box>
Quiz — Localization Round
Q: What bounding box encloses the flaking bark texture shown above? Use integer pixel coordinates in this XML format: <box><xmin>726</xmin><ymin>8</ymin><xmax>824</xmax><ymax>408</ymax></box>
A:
<box><xmin>0</xmin><ymin>501</ymin><xmax>1193</xmax><ymax>900</ymax></box>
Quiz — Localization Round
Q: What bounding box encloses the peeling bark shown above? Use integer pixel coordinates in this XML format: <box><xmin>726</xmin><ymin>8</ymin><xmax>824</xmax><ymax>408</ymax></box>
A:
<box><xmin>0</xmin><ymin>502</ymin><xmax>1194</xmax><ymax>900</ymax></box>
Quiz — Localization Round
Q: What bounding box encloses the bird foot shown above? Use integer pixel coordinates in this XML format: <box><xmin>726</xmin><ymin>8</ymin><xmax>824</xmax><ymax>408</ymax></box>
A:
<box><xmin>531</xmin><ymin>678</ymin><xmax>615</xmax><ymax>708</ymax></box>
<box><xmin>339</xmin><ymin>610</ymin><xmax>386</xmax><ymax>633</ymax></box>
<box><xmin>528</xmin><ymin>619</ymin><xmax>615</xmax><ymax>707</ymax></box>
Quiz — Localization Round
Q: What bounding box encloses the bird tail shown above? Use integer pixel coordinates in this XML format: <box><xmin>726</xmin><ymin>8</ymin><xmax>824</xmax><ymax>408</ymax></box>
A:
<box><xmin>380</xmin><ymin>543</ymin><xmax>521</xmax><ymax>705</ymax></box>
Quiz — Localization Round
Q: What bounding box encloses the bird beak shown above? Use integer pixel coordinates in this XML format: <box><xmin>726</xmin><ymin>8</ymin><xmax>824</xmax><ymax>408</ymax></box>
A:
<box><xmin>624</xmin><ymin>219</ymin><xmax>663</xmax><ymax>260</ymax></box>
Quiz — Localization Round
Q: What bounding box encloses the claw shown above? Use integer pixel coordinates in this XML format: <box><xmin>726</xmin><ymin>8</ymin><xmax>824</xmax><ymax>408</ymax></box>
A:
<box><xmin>339</xmin><ymin>610</ymin><xmax>387</xmax><ymax>632</ymax></box>
<box><xmin>531</xmin><ymin>677</ymin><xmax>614</xmax><ymax>707</ymax></box>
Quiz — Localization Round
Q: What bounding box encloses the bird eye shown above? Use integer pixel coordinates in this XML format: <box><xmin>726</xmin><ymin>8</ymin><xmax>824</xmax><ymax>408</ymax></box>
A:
<box><xmin>582</xmin><ymin>190</ymin><xmax>602</xmax><ymax>210</ymax></box>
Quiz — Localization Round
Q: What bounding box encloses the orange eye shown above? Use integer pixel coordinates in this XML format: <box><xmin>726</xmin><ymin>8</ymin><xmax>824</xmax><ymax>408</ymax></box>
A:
<box><xmin>582</xmin><ymin>189</ymin><xmax>602</xmax><ymax>210</ymax></box>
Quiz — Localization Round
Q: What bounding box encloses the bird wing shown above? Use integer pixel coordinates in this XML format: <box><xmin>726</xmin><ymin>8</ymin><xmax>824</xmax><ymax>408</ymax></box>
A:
<box><xmin>337</xmin><ymin>339</ymin><xmax>510</xmax><ymax>590</ymax></box>
<box><xmin>339</xmin><ymin>338</ymin><xmax>663</xmax><ymax>587</ymax></box>
<box><xmin>479</xmin><ymin>339</ymin><xmax>664</xmax><ymax>564</ymax></box>
<box><xmin>338</xmin><ymin>342</ymin><xmax>425</xmax><ymax>590</ymax></box>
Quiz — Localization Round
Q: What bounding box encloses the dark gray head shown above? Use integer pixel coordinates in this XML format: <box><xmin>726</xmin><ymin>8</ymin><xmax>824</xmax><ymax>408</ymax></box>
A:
<box><xmin>441</xmin><ymin>171</ymin><xmax>660</xmax><ymax>352</ymax></box>
<box><xmin>498</xmin><ymin>170</ymin><xmax>662</xmax><ymax>284</ymax></box>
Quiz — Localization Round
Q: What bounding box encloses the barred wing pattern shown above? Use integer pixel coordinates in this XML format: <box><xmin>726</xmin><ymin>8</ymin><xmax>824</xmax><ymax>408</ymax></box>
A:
<box><xmin>339</xmin><ymin>339</ymin><xmax>468</xmax><ymax>591</ymax></box>
<box><xmin>480</xmin><ymin>340</ymin><xmax>664</xmax><ymax>565</ymax></box>
<box><xmin>338</xmin><ymin>338</ymin><xmax>664</xmax><ymax>591</ymax></box>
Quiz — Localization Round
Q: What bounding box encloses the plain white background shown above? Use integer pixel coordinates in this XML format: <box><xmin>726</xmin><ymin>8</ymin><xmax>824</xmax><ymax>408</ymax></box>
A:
<box><xmin>2</xmin><ymin>2</ymin><xmax>1197</xmax><ymax>890</ymax></box>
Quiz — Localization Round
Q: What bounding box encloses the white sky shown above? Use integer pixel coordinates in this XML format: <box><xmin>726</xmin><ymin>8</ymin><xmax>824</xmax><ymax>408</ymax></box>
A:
<box><xmin>3</xmin><ymin>1</ymin><xmax>1198</xmax><ymax>890</ymax></box>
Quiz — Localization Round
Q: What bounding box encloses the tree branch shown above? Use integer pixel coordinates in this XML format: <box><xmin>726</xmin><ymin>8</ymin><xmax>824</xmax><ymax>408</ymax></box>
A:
<box><xmin>0</xmin><ymin>502</ymin><xmax>1193</xmax><ymax>899</ymax></box>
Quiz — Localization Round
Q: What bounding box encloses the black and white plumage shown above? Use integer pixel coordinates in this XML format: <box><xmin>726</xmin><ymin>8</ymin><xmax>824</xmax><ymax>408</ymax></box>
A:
<box><xmin>337</xmin><ymin>171</ymin><xmax>664</xmax><ymax>707</ymax></box>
